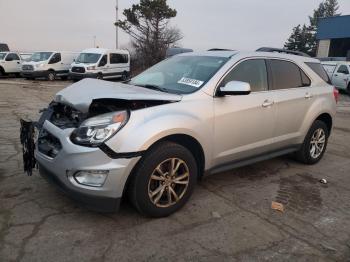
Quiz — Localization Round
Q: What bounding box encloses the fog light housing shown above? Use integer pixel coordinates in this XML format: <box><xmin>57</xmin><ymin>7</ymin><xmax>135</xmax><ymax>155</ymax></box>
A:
<box><xmin>74</xmin><ymin>170</ymin><xmax>109</xmax><ymax>187</ymax></box>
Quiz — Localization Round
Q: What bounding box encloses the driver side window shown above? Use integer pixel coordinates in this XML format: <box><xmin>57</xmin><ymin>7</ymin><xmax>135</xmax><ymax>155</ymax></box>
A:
<box><xmin>99</xmin><ymin>55</ymin><xmax>107</xmax><ymax>67</ymax></box>
<box><xmin>49</xmin><ymin>53</ymin><xmax>61</xmax><ymax>64</ymax></box>
<box><xmin>221</xmin><ymin>59</ymin><xmax>268</xmax><ymax>92</ymax></box>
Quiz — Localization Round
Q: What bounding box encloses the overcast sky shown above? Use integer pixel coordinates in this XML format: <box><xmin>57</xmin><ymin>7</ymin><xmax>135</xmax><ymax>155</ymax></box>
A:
<box><xmin>1</xmin><ymin>0</ymin><xmax>350</xmax><ymax>52</ymax></box>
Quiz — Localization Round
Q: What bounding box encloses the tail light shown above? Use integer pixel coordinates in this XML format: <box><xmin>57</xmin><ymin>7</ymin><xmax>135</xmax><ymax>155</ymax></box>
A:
<box><xmin>333</xmin><ymin>87</ymin><xmax>339</xmax><ymax>104</ymax></box>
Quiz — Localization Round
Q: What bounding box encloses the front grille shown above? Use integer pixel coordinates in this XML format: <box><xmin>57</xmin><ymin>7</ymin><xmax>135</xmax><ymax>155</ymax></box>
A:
<box><xmin>38</xmin><ymin>129</ymin><xmax>62</xmax><ymax>158</ymax></box>
<box><xmin>22</xmin><ymin>65</ymin><xmax>34</xmax><ymax>71</ymax></box>
<box><xmin>71</xmin><ymin>67</ymin><xmax>85</xmax><ymax>73</ymax></box>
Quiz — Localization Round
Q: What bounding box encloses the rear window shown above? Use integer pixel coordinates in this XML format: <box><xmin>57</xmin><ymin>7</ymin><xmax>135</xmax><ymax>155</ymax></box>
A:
<box><xmin>305</xmin><ymin>62</ymin><xmax>331</xmax><ymax>84</ymax></box>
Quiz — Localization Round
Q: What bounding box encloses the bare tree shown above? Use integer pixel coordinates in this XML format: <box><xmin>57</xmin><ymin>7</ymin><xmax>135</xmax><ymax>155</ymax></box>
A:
<box><xmin>115</xmin><ymin>0</ymin><xmax>183</xmax><ymax>69</ymax></box>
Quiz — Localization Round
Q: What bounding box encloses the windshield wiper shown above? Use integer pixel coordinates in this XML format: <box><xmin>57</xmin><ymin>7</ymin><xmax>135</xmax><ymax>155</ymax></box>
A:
<box><xmin>138</xmin><ymin>84</ymin><xmax>169</xmax><ymax>93</ymax></box>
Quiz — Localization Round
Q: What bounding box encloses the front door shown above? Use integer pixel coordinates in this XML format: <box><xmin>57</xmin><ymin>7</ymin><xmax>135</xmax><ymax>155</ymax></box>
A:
<box><xmin>213</xmin><ymin>59</ymin><xmax>276</xmax><ymax>166</ymax></box>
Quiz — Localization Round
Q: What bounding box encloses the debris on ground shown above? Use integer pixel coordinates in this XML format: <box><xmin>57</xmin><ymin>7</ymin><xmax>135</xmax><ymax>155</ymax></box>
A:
<box><xmin>320</xmin><ymin>179</ymin><xmax>328</xmax><ymax>184</ymax></box>
<box><xmin>211</xmin><ymin>211</ymin><xmax>221</xmax><ymax>218</ymax></box>
<box><xmin>271</xmin><ymin>201</ymin><xmax>284</xmax><ymax>213</ymax></box>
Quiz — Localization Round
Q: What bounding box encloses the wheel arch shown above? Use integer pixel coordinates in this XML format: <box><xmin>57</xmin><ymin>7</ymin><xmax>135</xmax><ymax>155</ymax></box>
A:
<box><xmin>122</xmin><ymin>133</ymin><xmax>206</xmax><ymax>198</ymax></box>
<box><xmin>315</xmin><ymin>113</ymin><xmax>333</xmax><ymax>135</ymax></box>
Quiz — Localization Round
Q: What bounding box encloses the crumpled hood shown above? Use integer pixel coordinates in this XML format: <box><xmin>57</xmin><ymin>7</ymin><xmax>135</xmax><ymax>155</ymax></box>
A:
<box><xmin>54</xmin><ymin>78</ymin><xmax>182</xmax><ymax>113</ymax></box>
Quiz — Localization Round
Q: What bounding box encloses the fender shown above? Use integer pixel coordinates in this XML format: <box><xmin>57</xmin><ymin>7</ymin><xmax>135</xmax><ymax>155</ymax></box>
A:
<box><xmin>105</xmin><ymin>98</ymin><xmax>214</xmax><ymax>168</ymax></box>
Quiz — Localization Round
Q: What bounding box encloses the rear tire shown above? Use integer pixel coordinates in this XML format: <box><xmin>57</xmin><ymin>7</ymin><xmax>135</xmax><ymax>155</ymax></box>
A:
<box><xmin>121</xmin><ymin>71</ymin><xmax>128</xmax><ymax>81</ymax></box>
<box><xmin>295</xmin><ymin>120</ymin><xmax>329</xmax><ymax>165</ymax></box>
<box><xmin>128</xmin><ymin>142</ymin><xmax>197</xmax><ymax>217</ymax></box>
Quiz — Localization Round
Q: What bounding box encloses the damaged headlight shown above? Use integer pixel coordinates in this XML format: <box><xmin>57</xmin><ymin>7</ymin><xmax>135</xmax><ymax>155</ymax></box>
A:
<box><xmin>70</xmin><ymin>111</ymin><xmax>129</xmax><ymax>147</ymax></box>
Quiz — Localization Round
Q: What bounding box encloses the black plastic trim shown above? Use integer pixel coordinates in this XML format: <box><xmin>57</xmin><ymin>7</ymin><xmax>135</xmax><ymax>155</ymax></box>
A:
<box><xmin>99</xmin><ymin>143</ymin><xmax>145</xmax><ymax>159</ymax></box>
<box><xmin>205</xmin><ymin>145</ymin><xmax>301</xmax><ymax>176</ymax></box>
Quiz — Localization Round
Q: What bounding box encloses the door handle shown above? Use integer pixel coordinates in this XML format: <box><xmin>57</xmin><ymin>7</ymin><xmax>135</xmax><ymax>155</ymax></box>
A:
<box><xmin>262</xmin><ymin>100</ymin><xmax>274</xmax><ymax>108</ymax></box>
<box><xmin>305</xmin><ymin>93</ymin><xmax>313</xmax><ymax>99</ymax></box>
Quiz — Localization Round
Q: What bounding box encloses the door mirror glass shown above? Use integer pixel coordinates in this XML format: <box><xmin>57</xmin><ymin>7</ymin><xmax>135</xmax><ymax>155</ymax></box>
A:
<box><xmin>219</xmin><ymin>81</ymin><xmax>251</xmax><ymax>96</ymax></box>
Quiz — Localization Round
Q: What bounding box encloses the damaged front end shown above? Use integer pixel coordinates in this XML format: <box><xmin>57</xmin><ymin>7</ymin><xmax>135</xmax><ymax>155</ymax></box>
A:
<box><xmin>20</xmin><ymin>98</ymin><xmax>176</xmax><ymax>176</ymax></box>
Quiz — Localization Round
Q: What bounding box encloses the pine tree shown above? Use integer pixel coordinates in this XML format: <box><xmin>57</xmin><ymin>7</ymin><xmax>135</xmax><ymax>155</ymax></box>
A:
<box><xmin>285</xmin><ymin>0</ymin><xmax>340</xmax><ymax>56</ymax></box>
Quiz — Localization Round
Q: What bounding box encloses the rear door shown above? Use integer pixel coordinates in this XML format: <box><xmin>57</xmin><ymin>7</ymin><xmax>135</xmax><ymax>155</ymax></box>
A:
<box><xmin>332</xmin><ymin>64</ymin><xmax>349</xmax><ymax>90</ymax></box>
<box><xmin>267</xmin><ymin>59</ymin><xmax>312</xmax><ymax>148</ymax></box>
<box><xmin>213</xmin><ymin>59</ymin><xmax>276</xmax><ymax>166</ymax></box>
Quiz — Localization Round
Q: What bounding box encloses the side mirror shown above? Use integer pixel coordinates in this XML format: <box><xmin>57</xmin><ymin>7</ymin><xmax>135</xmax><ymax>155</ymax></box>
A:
<box><xmin>218</xmin><ymin>81</ymin><xmax>251</xmax><ymax>96</ymax></box>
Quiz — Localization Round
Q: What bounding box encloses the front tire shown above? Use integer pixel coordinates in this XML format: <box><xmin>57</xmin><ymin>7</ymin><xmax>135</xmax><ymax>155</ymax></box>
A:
<box><xmin>295</xmin><ymin>120</ymin><xmax>329</xmax><ymax>165</ymax></box>
<box><xmin>128</xmin><ymin>142</ymin><xmax>197</xmax><ymax>217</ymax></box>
<box><xmin>47</xmin><ymin>71</ymin><xmax>56</xmax><ymax>81</ymax></box>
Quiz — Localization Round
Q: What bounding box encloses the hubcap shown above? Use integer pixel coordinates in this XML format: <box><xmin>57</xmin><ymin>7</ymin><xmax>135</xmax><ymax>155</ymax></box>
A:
<box><xmin>310</xmin><ymin>128</ymin><xmax>326</xmax><ymax>159</ymax></box>
<box><xmin>148</xmin><ymin>158</ymin><xmax>190</xmax><ymax>208</ymax></box>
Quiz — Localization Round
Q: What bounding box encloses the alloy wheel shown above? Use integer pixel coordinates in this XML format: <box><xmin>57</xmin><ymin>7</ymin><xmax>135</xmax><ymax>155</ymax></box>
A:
<box><xmin>148</xmin><ymin>158</ymin><xmax>190</xmax><ymax>208</ymax></box>
<box><xmin>309</xmin><ymin>128</ymin><xmax>326</xmax><ymax>159</ymax></box>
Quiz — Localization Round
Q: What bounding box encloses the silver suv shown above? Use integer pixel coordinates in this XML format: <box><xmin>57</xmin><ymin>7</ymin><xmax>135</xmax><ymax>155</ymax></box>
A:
<box><xmin>21</xmin><ymin>49</ymin><xmax>337</xmax><ymax>217</ymax></box>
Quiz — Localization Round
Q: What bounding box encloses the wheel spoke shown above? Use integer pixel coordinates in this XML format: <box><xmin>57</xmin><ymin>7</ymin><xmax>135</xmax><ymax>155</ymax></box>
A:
<box><xmin>151</xmin><ymin>175</ymin><xmax>165</xmax><ymax>181</ymax></box>
<box><xmin>169</xmin><ymin>187</ymin><xmax>179</xmax><ymax>201</ymax></box>
<box><xmin>170</xmin><ymin>158</ymin><xmax>176</xmax><ymax>176</ymax></box>
<box><xmin>156</xmin><ymin>166</ymin><xmax>165</xmax><ymax>177</ymax></box>
<box><xmin>174</xmin><ymin>172</ymin><xmax>189</xmax><ymax>182</ymax></box>
<box><xmin>167</xmin><ymin>187</ymin><xmax>172</xmax><ymax>205</ymax></box>
<box><xmin>154</xmin><ymin>186</ymin><xmax>166</xmax><ymax>204</ymax></box>
<box><xmin>151</xmin><ymin>185</ymin><xmax>165</xmax><ymax>197</ymax></box>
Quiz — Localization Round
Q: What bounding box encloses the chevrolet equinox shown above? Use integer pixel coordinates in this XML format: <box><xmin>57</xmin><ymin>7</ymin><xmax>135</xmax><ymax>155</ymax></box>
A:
<box><xmin>20</xmin><ymin>49</ymin><xmax>337</xmax><ymax>217</ymax></box>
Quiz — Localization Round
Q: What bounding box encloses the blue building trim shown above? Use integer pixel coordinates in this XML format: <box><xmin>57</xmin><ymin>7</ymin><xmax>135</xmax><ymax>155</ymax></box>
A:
<box><xmin>316</xmin><ymin>15</ymin><xmax>350</xmax><ymax>40</ymax></box>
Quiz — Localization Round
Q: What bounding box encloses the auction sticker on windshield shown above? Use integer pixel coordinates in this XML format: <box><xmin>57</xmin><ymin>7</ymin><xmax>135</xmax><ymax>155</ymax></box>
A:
<box><xmin>178</xmin><ymin>77</ymin><xmax>204</xmax><ymax>88</ymax></box>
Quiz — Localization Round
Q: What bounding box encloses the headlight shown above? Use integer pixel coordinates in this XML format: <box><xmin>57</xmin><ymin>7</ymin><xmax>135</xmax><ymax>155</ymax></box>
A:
<box><xmin>70</xmin><ymin>111</ymin><xmax>129</xmax><ymax>147</ymax></box>
<box><xmin>86</xmin><ymin>66</ymin><xmax>96</xmax><ymax>71</ymax></box>
<box><xmin>35</xmin><ymin>63</ymin><xmax>45</xmax><ymax>68</ymax></box>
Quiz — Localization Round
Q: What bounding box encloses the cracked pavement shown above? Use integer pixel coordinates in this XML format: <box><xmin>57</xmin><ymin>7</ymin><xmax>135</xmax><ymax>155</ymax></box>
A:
<box><xmin>1</xmin><ymin>79</ymin><xmax>350</xmax><ymax>261</ymax></box>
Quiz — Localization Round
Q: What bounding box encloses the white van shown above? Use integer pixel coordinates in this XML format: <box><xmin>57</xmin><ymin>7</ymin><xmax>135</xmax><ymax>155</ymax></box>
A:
<box><xmin>0</xmin><ymin>52</ymin><xmax>22</xmax><ymax>77</ymax></box>
<box><xmin>21</xmin><ymin>51</ymin><xmax>78</xmax><ymax>81</ymax></box>
<box><xmin>69</xmin><ymin>48</ymin><xmax>130</xmax><ymax>81</ymax></box>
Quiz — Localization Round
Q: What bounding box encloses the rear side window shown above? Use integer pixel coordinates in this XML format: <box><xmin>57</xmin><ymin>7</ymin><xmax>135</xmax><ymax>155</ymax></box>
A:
<box><xmin>269</xmin><ymin>60</ymin><xmax>308</xmax><ymax>90</ymax></box>
<box><xmin>221</xmin><ymin>59</ymin><xmax>268</xmax><ymax>92</ymax></box>
<box><xmin>110</xmin><ymin>53</ymin><xmax>129</xmax><ymax>64</ymax></box>
<box><xmin>305</xmin><ymin>62</ymin><xmax>331</xmax><ymax>84</ymax></box>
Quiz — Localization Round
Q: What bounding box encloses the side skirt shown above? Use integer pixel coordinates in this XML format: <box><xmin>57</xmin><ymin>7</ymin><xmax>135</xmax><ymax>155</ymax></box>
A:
<box><xmin>205</xmin><ymin>145</ymin><xmax>300</xmax><ymax>176</ymax></box>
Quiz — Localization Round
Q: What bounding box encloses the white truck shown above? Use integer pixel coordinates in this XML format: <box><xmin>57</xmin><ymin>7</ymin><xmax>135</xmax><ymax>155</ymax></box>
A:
<box><xmin>21</xmin><ymin>51</ymin><xmax>78</xmax><ymax>81</ymax></box>
<box><xmin>0</xmin><ymin>52</ymin><xmax>22</xmax><ymax>77</ymax></box>
<box><xmin>322</xmin><ymin>61</ymin><xmax>350</xmax><ymax>94</ymax></box>
<box><xmin>69</xmin><ymin>48</ymin><xmax>130</xmax><ymax>81</ymax></box>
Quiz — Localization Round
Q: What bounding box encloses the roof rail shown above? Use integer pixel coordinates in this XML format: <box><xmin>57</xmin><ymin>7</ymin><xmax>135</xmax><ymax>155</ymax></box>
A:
<box><xmin>256</xmin><ymin>47</ymin><xmax>310</xmax><ymax>57</ymax></box>
<box><xmin>208</xmin><ymin>48</ymin><xmax>234</xmax><ymax>51</ymax></box>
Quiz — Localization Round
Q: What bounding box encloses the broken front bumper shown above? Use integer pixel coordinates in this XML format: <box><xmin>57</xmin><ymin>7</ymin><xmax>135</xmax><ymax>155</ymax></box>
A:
<box><xmin>33</xmin><ymin>120</ymin><xmax>140</xmax><ymax>212</ymax></box>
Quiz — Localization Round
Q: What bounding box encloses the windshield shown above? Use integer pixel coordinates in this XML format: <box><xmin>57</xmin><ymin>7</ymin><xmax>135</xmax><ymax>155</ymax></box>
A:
<box><xmin>29</xmin><ymin>52</ymin><xmax>53</xmax><ymax>62</ymax></box>
<box><xmin>0</xmin><ymin>53</ymin><xmax>7</xmax><ymax>60</ymax></box>
<box><xmin>130</xmin><ymin>56</ymin><xmax>229</xmax><ymax>94</ymax></box>
<box><xmin>76</xmin><ymin>53</ymin><xmax>101</xmax><ymax>64</ymax></box>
